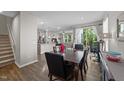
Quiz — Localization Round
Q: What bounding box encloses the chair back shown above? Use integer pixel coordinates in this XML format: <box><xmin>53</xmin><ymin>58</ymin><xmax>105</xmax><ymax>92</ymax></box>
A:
<box><xmin>90</xmin><ymin>42</ymin><xmax>100</xmax><ymax>53</ymax></box>
<box><xmin>75</xmin><ymin>44</ymin><xmax>83</xmax><ymax>50</ymax></box>
<box><xmin>84</xmin><ymin>48</ymin><xmax>89</xmax><ymax>62</ymax></box>
<box><xmin>79</xmin><ymin>49</ymin><xmax>88</xmax><ymax>68</ymax></box>
<box><xmin>45</xmin><ymin>52</ymin><xmax>66</xmax><ymax>79</ymax></box>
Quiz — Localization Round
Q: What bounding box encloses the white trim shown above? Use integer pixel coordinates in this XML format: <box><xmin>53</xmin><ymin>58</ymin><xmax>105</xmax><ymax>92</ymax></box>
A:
<box><xmin>15</xmin><ymin>61</ymin><xmax>20</xmax><ymax>68</ymax></box>
<box><xmin>40</xmin><ymin>51</ymin><xmax>44</xmax><ymax>54</ymax></box>
<box><xmin>7</xmin><ymin>24</ymin><xmax>17</xmax><ymax>66</ymax></box>
<box><xmin>15</xmin><ymin>60</ymin><xmax>38</xmax><ymax>68</ymax></box>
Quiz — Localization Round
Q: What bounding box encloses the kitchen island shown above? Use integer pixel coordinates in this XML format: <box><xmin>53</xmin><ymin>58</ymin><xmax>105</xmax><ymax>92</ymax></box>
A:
<box><xmin>100</xmin><ymin>51</ymin><xmax>124</xmax><ymax>81</ymax></box>
<box><xmin>39</xmin><ymin>43</ymin><xmax>55</xmax><ymax>54</ymax></box>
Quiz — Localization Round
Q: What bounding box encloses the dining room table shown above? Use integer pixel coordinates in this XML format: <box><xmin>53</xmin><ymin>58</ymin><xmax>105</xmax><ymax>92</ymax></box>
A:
<box><xmin>51</xmin><ymin>48</ymin><xmax>84</xmax><ymax>80</ymax></box>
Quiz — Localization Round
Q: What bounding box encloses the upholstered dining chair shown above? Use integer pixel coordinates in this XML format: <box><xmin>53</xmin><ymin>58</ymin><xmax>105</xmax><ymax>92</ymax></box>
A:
<box><xmin>85</xmin><ymin>47</ymin><xmax>89</xmax><ymax>70</ymax></box>
<box><xmin>74</xmin><ymin>44</ymin><xmax>83</xmax><ymax>50</ymax></box>
<box><xmin>45</xmin><ymin>52</ymin><xmax>74</xmax><ymax>81</ymax></box>
<box><xmin>79</xmin><ymin>49</ymin><xmax>89</xmax><ymax>80</ymax></box>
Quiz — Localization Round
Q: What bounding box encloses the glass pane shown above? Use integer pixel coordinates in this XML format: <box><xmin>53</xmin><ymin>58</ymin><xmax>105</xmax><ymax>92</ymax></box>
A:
<box><xmin>120</xmin><ymin>24</ymin><xmax>124</xmax><ymax>32</ymax></box>
<box><xmin>83</xmin><ymin>27</ymin><xmax>97</xmax><ymax>46</ymax></box>
<box><xmin>68</xmin><ymin>34</ymin><xmax>72</xmax><ymax>42</ymax></box>
<box><xmin>64</xmin><ymin>33</ymin><xmax>73</xmax><ymax>43</ymax></box>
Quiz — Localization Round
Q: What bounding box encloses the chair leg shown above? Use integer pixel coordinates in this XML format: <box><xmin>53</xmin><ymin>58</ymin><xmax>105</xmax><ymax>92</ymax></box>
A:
<box><xmin>85</xmin><ymin>61</ymin><xmax>88</xmax><ymax>70</ymax></box>
<box><xmin>80</xmin><ymin>69</ymin><xmax>84</xmax><ymax>80</ymax></box>
<box><xmin>48</xmin><ymin>73</ymin><xmax>50</xmax><ymax>77</ymax></box>
<box><xmin>90</xmin><ymin>54</ymin><xmax>92</xmax><ymax>60</ymax></box>
<box><xmin>49</xmin><ymin>74</ymin><xmax>52</xmax><ymax>81</ymax></box>
<box><xmin>83</xmin><ymin>65</ymin><xmax>87</xmax><ymax>74</ymax></box>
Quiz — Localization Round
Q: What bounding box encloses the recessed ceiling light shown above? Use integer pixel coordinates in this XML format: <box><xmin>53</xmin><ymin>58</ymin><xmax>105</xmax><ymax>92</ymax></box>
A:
<box><xmin>46</xmin><ymin>29</ymin><xmax>48</xmax><ymax>31</ymax></box>
<box><xmin>57</xmin><ymin>27</ymin><xmax>61</xmax><ymax>30</ymax></box>
<box><xmin>40</xmin><ymin>22</ymin><xmax>44</xmax><ymax>25</ymax></box>
<box><xmin>81</xmin><ymin>17</ymin><xmax>84</xmax><ymax>20</ymax></box>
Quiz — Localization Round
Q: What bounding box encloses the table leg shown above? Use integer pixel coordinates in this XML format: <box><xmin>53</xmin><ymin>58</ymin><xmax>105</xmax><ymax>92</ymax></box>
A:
<box><xmin>74</xmin><ymin>65</ymin><xmax>79</xmax><ymax>81</ymax></box>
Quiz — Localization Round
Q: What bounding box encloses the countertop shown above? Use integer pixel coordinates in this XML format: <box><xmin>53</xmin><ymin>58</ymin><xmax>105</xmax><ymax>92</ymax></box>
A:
<box><xmin>102</xmin><ymin>52</ymin><xmax>124</xmax><ymax>81</ymax></box>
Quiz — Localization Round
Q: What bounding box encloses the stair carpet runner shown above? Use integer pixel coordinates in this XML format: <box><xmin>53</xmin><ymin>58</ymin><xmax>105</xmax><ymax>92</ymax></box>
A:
<box><xmin>0</xmin><ymin>35</ymin><xmax>14</xmax><ymax>67</ymax></box>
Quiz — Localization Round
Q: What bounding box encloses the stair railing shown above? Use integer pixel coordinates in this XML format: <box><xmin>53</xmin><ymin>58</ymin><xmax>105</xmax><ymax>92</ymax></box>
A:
<box><xmin>7</xmin><ymin>23</ymin><xmax>16</xmax><ymax>63</ymax></box>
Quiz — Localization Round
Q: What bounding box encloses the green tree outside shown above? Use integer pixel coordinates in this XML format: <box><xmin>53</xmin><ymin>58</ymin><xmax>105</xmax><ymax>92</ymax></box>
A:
<box><xmin>83</xmin><ymin>27</ymin><xmax>97</xmax><ymax>47</ymax></box>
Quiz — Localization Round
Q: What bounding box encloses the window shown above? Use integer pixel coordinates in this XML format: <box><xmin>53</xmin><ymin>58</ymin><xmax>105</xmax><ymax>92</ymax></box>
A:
<box><xmin>75</xmin><ymin>28</ymin><xmax>83</xmax><ymax>44</ymax></box>
<box><xmin>64</xmin><ymin>33</ymin><xmax>73</xmax><ymax>43</ymax></box>
<box><xmin>83</xmin><ymin>27</ymin><xmax>97</xmax><ymax>46</ymax></box>
<box><xmin>120</xmin><ymin>23</ymin><xmax>124</xmax><ymax>33</ymax></box>
<box><xmin>81</xmin><ymin>33</ymin><xmax>83</xmax><ymax>43</ymax></box>
<box><xmin>117</xmin><ymin>14</ymin><xmax>124</xmax><ymax>38</ymax></box>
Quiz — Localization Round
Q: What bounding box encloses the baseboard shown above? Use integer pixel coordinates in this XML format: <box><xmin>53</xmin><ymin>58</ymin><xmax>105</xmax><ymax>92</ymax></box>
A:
<box><xmin>15</xmin><ymin>60</ymin><xmax>38</xmax><ymax>68</ymax></box>
<box><xmin>15</xmin><ymin>62</ymin><xmax>20</xmax><ymax>68</ymax></box>
<box><xmin>40</xmin><ymin>52</ymin><xmax>45</xmax><ymax>54</ymax></box>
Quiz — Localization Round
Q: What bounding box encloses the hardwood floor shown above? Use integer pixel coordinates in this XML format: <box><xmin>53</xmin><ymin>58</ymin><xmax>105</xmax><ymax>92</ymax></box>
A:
<box><xmin>0</xmin><ymin>53</ymin><xmax>101</xmax><ymax>81</ymax></box>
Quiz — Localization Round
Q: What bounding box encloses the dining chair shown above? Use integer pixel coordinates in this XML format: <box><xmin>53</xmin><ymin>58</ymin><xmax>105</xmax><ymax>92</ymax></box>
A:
<box><xmin>45</xmin><ymin>52</ymin><xmax>74</xmax><ymax>81</ymax></box>
<box><xmin>74</xmin><ymin>44</ymin><xmax>83</xmax><ymax>50</ymax></box>
<box><xmin>79</xmin><ymin>49</ymin><xmax>89</xmax><ymax>80</ymax></box>
<box><xmin>85</xmin><ymin>48</ymin><xmax>89</xmax><ymax>70</ymax></box>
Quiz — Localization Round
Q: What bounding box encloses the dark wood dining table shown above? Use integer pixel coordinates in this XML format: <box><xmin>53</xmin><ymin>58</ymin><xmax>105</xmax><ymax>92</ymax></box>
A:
<box><xmin>52</xmin><ymin>48</ymin><xmax>84</xmax><ymax>80</ymax></box>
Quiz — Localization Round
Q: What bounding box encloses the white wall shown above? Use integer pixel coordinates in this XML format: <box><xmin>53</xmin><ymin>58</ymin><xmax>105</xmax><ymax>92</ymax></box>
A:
<box><xmin>103</xmin><ymin>12</ymin><xmax>124</xmax><ymax>56</ymax></box>
<box><xmin>108</xmin><ymin>12</ymin><xmax>119</xmax><ymax>51</ymax></box>
<box><xmin>95</xmin><ymin>24</ymin><xmax>103</xmax><ymax>40</ymax></box>
<box><xmin>12</xmin><ymin>14</ymin><xmax>20</xmax><ymax>65</ymax></box>
<box><xmin>74</xmin><ymin>28</ymin><xmax>83</xmax><ymax>44</ymax></box>
<box><xmin>12</xmin><ymin>12</ymin><xmax>39</xmax><ymax>67</ymax></box>
<box><xmin>19</xmin><ymin>12</ymin><xmax>38</xmax><ymax>67</ymax></box>
<box><xmin>107</xmin><ymin>12</ymin><xmax>120</xmax><ymax>51</ymax></box>
<box><xmin>103</xmin><ymin>17</ymin><xmax>109</xmax><ymax>33</ymax></box>
<box><xmin>0</xmin><ymin>14</ymin><xmax>9</xmax><ymax>35</ymax></box>
<box><xmin>40</xmin><ymin>44</ymin><xmax>55</xmax><ymax>54</ymax></box>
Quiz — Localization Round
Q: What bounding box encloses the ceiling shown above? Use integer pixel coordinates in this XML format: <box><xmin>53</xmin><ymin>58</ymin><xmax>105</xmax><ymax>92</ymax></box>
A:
<box><xmin>0</xmin><ymin>11</ymin><xmax>106</xmax><ymax>31</ymax></box>
<box><xmin>0</xmin><ymin>11</ymin><xmax>18</xmax><ymax>17</ymax></box>
<box><xmin>28</xmin><ymin>11</ymin><xmax>105</xmax><ymax>31</ymax></box>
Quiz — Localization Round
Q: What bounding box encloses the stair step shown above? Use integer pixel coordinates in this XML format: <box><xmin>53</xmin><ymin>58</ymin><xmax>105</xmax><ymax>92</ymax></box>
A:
<box><xmin>0</xmin><ymin>40</ymin><xmax>9</xmax><ymax>41</ymax></box>
<box><xmin>0</xmin><ymin>61</ymin><xmax>14</xmax><ymax>68</ymax></box>
<box><xmin>0</xmin><ymin>35</ymin><xmax>15</xmax><ymax>67</ymax></box>
<box><xmin>0</xmin><ymin>54</ymin><xmax>13</xmax><ymax>58</ymax></box>
<box><xmin>0</xmin><ymin>40</ymin><xmax>10</xmax><ymax>42</ymax></box>
<box><xmin>0</xmin><ymin>35</ymin><xmax>9</xmax><ymax>38</ymax></box>
<box><xmin>0</xmin><ymin>54</ymin><xmax>14</xmax><ymax>61</ymax></box>
<box><xmin>0</xmin><ymin>50</ymin><xmax>13</xmax><ymax>55</ymax></box>
<box><xmin>0</xmin><ymin>36</ymin><xmax>9</xmax><ymax>39</ymax></box>
<box><xmin>0</xmin><ymin>35</ymin><xmax>9</xmax><ymax>36</ymax></box>
<box><xmin>0</xmin><ymin>38</ymin><xmax>10</xmax><ymax>41</ymax></box>
<box><xmin>0</xmin><ymin>58</ymin><xmax>14</xmax><ymax>64</ymax></box>
<box><xmin>0</xmin><ymin>47</ymin><xmax>12</xmax><ymax>51</ymax></box>
<box><xmin>0</xmin><ymin>41</ymin><xmax>10</xmax><ymax>44</ymax></box>
<box><xmin>0</xmin><ymin>44</ymin><xmax>11</xmax><ymax>47</ymax></box>
<box><xmin>0</xmin><ymin>36</ymin><xmax>9</xmax><ymax>38</ymax></box>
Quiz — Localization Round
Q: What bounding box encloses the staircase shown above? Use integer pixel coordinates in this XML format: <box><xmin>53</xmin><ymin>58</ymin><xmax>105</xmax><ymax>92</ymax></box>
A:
<box><xmin>0</xmin><ymin>35</ymin><xmax>14</xmax><ymax>67</ymax></box>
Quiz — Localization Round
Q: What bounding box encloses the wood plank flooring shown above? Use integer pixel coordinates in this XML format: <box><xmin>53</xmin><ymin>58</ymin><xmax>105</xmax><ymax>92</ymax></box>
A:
<box><xmin>0</xmin><ymin>53</ymin><xmax>101</xmax><ymax>81</ymax></box>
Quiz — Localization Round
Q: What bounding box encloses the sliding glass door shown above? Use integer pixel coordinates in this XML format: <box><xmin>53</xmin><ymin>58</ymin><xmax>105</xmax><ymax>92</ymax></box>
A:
<box><xmin>83</xmin><ymin>26</ymin><xmax>97</xmax><ymax>47</ymax></box>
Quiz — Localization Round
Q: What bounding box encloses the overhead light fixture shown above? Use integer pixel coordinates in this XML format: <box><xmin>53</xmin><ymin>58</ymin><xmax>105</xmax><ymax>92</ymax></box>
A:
<box><xmin>81</xmin><ymin>17</ymin><xmax>84</xmax><ymax>20</ymax></box>
<box><xmin>40</xmin><ymin>22</ymin><xmax>44</xmax><ymax>25</ymax></box>
<box><xmin>57</xmin><ymin>27</ymin><xmax>61</xmax><ymax>30</ymax></box>
<box><xmin>46</xmin><ymin>29</ymin><xmax>48</xmax><ymax>31</ymax></box>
